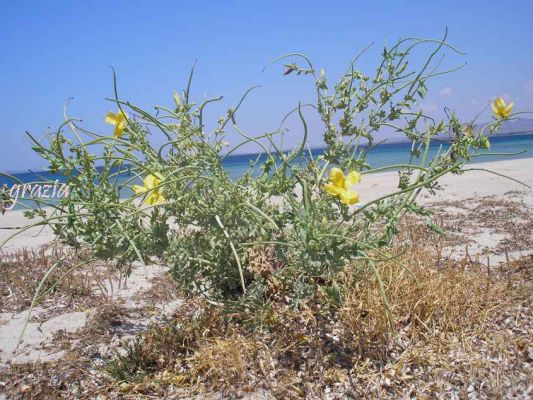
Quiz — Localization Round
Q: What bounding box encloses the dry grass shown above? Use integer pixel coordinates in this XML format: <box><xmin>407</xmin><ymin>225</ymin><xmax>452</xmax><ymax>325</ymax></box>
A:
<box><xmin>0</xmin><ymin>244</ymin><xmax>129</xmax><ymax>319</ymax></box>
<box><xmin>1</xmin><ymin>210</ymin><xmax>531</xmax><ymax>399</ymax></box>
<box><xmin>189</xmin><ymin>336</ymin><xmax>262</xmax><ymax>388</ymax></box>
<box><xmin>95</xmin><ymin>227</ymin><xmax>530</xmax><ymax>399</ymax></box>
<box><xmin>340</xmin><ymin>239</ymin><xmax>505</xmax><ymax>353</ymax></box>
<box><xmin>0</xmin><ymin>246</ymin><xmax>94</xmax><ymax>312</ymax></box>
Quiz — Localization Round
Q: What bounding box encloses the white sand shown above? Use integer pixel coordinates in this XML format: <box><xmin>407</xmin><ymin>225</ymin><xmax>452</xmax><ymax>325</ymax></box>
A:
<box><xmin>0</xmin><ymin>262</ymin><xmax>182</xmax><ymax>367</ymax></box>
<box><xmin>358</xmin><ymin>158</ymin><xmax>532</xmax><ymax>204</ymax></box>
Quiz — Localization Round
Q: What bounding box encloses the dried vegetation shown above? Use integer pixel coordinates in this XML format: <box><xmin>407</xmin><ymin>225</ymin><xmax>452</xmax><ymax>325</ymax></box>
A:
<box><xmin>0</xmin><ymin>197</ymin><xmax>531</xmax><ymax>399</ymax></box>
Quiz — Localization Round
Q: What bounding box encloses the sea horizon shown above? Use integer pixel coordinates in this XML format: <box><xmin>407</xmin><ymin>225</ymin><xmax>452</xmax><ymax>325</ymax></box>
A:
<box><xmin>2</xmin><ymin>132</ymin><xmax>532</xmax><ymax>186</ymax></box>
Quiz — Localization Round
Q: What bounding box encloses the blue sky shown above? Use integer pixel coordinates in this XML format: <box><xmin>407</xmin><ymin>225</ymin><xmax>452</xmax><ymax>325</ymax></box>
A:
<box><xmin>1</xmin><ymin>0</ymin><xmax>532</xmax><ymax>172</ymax></box>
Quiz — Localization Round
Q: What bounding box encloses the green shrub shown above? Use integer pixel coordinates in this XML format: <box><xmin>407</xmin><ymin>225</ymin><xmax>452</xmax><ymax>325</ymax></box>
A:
<box><xmin>13</xmin><ymin>34</ymin><xmax>515</xmax><ymax>308</ymax></box>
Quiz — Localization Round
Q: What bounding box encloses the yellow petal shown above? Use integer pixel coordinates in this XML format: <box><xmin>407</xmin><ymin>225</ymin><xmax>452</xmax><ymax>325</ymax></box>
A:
<box><xmin>132</xmin><ymin>185</ymin><xmax>147</xmax><ymax>194</ymax></box>
<box><xmin>324</xmin><ymin>182</ymin><xmax>343</xmax><ymax>196</ymax></box>
<box><xmin>495</xmin><ymin>97</ymin><xmax>505</xmax><ymax>108</ymax></box>
<box><xmin>116</xmin><ymin>110</ymin><xmax>128</xmax><ymax>122</ymax></box>
<box><xmin>143</xmin><ymin>174</ymin><xmax>159</xmax><ymax>190</ymax></box>
<box><xmin>344</xmin><ymin>171</ymin><xmax>361</xmax><ymax>188</ymax></box>
<box><xmin>339</xmin><ymin>189</ymin><xmax>359</xmax><ymax>205</ymax></box>
<box><xmin>504</xmin><ymin>102</ymin><xmax>514</xmax><ymax>116</ymax></box>
<box><xmin>491</xmin><ymin>102</ymin><xmax>499</xmax><ymax>116</ymax></box>
<box><xmin>114</xmin><ymin>123</ymin><xmax>124</xmax><ymax>138</ymax></box>
<box><xmin>146</xmin><ymin>192</ymin><xmax>165</xmax><ymax>205</ymax></box>
<box><xmin>146</xmin><ymin>193</ymin><xmax>157</xmax><ymax>205</ymax></box>
<box><xmin>329</xmin><ymin>168</ymin><xmax>345</xmax><ymax>188</ymax></box>
<box><xmin>105</xmin><ymin>112</ymin><xmax>117</xmax><ymax>125</ymax></box>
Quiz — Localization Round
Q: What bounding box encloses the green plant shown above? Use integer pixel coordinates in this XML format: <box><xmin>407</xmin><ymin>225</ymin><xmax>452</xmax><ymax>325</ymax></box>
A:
<box><xmin>5</xmin><ymin>32</ymin><xmax>526</xmax><ymax>310</ymax></box>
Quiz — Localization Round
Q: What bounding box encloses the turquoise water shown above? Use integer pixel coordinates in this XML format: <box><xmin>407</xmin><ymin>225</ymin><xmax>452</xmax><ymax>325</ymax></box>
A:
<box><xmin>223</xmin><ymin>133</ymin><xmax>533</xmax><ymax>179</ymax></box>
<box><xmin>1</xmin><ymin>133</ymin><xmax>532</xmax><ymax>210</ymax></box>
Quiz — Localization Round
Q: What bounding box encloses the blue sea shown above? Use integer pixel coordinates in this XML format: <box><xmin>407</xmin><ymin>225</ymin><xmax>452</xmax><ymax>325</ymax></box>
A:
<box><xmin>223</xmin><ymin>133</ymin><xmax>533</xmax><ymax>178</ymax></box>
<box><xmin>2</xmin><ymin>133</ymin><xmax>532</xmax><ymax>210</ymax></box>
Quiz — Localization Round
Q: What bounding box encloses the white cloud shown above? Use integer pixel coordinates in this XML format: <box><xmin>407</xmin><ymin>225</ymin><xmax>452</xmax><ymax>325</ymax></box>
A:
<box><xmin>525</xmin><ymin>80</ymin><xmax>533</xmax><ymax>95</ymax></box>
<box><xmin>439</xmin><ymin>87</ymin><xmax>453</xmax><ymax>96</ymax></box>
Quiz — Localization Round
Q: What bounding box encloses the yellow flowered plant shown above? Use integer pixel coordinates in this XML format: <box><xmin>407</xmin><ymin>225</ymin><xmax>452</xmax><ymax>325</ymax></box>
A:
<box><xmin>491</xmin><ymin>97</ymin><xmax>514</xmax><ymax>119</ymax></box>
<box><xmin>324</xmin><ymin>168</ymin><xmax>361</xmax><ymax>205</ymax></box>
<box><xmin>105</xmin><ymin>110</ymin><xmax>128</xmax><ymax>138</ymax></box>
<box><xmin>30</xmin><ymin>36</ymin><xmax>533</xmax><ymax>309</ymax></box>
<box><xmin>133</xmin><ymin>173</ymin><xmax>166</xmax><ymax>205</ymax></box>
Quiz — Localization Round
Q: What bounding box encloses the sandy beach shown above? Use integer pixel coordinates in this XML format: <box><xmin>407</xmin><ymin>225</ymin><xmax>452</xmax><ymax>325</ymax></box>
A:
<box><xmin>0</xmin><ymin>157</ymin><xmax>531</xmax><ymax>398</ymax></box>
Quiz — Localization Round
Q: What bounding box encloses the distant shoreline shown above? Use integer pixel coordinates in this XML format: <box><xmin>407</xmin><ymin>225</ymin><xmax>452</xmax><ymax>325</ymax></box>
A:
<box><xmin>2</xmin><ymin>132</ymin><xmax>532</xmax><ymax>176</ymax></box>
<box><xmin>493</xmin><ymin>130</ymin><xmax>533</xmax><ymax>136</ymax></box>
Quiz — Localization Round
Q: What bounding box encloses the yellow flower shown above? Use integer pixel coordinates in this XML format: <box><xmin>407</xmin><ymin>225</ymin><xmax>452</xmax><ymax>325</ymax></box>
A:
<box><xmin>491</xmin><ymin>98</ymin><xmax>514</xmax><ymax>119</ymax></box>
<box><xmin>324</xmin><ymin>167</ymin><xmax>361</xmax><ymax>205</ymax></box>
<box><xmin>133</xmin><ymin>173</ymin><xmax>166</xmax><ymax>205</ymax></box>
<box><xmin>105</xmin><ymin>110</ymin><xmax>128</xmax><ymax>138</ymax></box>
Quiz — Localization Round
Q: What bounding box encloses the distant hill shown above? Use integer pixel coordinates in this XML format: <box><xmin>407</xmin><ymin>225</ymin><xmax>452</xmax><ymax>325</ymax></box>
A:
<box><xmin>487</xmin><ymin>118</ymin><xmax>533</xmax><ymax>136</ymax></box>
